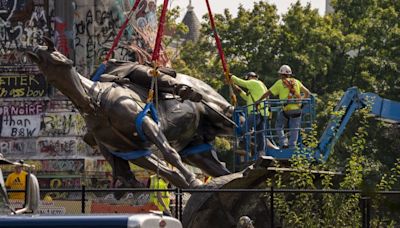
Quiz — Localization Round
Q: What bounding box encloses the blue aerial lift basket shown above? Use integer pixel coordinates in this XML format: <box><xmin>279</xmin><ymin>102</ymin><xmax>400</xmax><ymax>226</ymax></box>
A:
<box><xmin>233</xmin><ymin>87</ymin><xmax>400</xmax><ymax>165</ymax></box>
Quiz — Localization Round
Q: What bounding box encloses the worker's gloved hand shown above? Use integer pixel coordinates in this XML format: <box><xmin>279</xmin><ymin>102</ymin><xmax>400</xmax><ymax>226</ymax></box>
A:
<box><xmin>174</xmin><ymin>84</ymin><xmax>202</xmax><ymax>102</ymax></box>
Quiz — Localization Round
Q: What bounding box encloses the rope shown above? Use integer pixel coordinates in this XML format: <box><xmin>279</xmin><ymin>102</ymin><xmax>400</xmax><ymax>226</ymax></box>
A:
<box><xmin>205</xmin><ymin>0</ymin><xmax>237</xmax><ymax>106</ymax></box>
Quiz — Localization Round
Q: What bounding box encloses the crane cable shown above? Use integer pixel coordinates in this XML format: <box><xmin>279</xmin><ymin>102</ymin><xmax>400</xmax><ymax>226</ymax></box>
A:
<box><xmin>136</xmin><ymin>0</ymin><xmax>169</xmax><ymax>142</ymax></box>
<box><xmin>205</xmin><ymin>0</ymin><xmax>237</xmax><ymax>106</ymax></box>
<box><xmin>147</xmin><ymin>0</ymin><xmax>169</xmax><ymax>104</ymax></box>
<box><xmin>148</xmin><ymin>0</ymin><xmax>171</xmax><ymax>181</ymax></box>
<box><xmin>134</xmin><ymin>0</ymin><xmax>170</xmax><ymax>181</ymax></box>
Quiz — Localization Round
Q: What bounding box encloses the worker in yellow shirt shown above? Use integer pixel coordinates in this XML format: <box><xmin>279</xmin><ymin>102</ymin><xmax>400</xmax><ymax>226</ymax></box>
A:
<box><xmin>258</xmin><ymin>65</ymin><xmax>311</xmax><ymax>149</ymax></box>
<box><xmin>5</xmin><ymin>164</ymin><xmax>28</xmax><ymax>200</ymax></box>
<box><xmin>231</xmin><ymin>72</ymin><xmax>269</xmax><ymax>157</ymax></box>
<box><xmin>148</xmin><ymin>174</ymin><xmax>171</xmax><ymax>216</ymax></box>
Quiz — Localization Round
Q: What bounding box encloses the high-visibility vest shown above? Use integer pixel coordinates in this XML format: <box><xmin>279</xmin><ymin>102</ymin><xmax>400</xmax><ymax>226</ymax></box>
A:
<box><xmin>270</xmin><ymin>78</ymin><xmax>303</xmax><ymax>111</ymax></box>
<box><xmin>231</xmin><ymin>75</ymin><xmax>269</xmax><ymax>116</ymax></box>
<box><xmin>149</xmin><ymin>175</ymin><xmax>170</xmax><ymax>212</ymax></box>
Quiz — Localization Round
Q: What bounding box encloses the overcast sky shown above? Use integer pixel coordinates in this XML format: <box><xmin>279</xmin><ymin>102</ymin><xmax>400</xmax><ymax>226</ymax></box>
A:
<box><xmin>168</xmin><ymin>0</ymin><xmax>326</xmax><ymax>20</ymax></box>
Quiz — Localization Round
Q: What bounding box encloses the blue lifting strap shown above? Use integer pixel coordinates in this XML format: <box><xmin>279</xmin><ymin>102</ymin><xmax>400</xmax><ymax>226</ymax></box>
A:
<box><xmin>180</xmin><ymin>143</ymin><xmax>213</xmax><ymax>157</ymax></box>
<box><xmin>136</xmin><ymin>102</ymin><xmax>159</xmax><ymax>141</ymax></box>
<box><xmin>110</xmin><ymin>150</ymin><xmax>151</xmax><ymax>160</ymax></box>
<box><xmin>91</xmin><ymin>63</ymin><xmax>106</xmax><ymax>81</ymax></box>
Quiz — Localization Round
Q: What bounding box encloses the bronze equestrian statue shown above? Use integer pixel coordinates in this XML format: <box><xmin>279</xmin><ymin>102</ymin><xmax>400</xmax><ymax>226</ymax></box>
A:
<box><xmin>27</xmin><ymin>37</ymin><xmax>235</xmax><ymax>189</ymax></box>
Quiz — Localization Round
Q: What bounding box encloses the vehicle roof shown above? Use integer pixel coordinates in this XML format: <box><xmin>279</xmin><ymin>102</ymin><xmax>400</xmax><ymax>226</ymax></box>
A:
<box><xmin>0</xmin><ymin>214</ymin><xmax>182</xmax><ymax>228</ymax></box>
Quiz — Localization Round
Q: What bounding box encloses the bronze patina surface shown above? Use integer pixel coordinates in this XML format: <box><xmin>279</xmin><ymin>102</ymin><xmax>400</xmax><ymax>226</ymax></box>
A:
<box><xmin>27</xmin><ymin>37</ymin><xmax>235</xmax><ymax>189</ymax></box>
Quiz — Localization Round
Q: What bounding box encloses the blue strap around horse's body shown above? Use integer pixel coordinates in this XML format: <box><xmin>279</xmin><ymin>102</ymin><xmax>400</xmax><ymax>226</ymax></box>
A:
<box><xmin>91</xmin><ymin>63</ymin><xmax>106</xmax><ymax>81</ymax></box>
<box><xmin>110</xmin><ymin>149</ymin><xmax>151</xmax><ymax>160</ymax></box>
<box><xmin>180</xmin><ymin>143</ymin><xmax>213</xmax><ymax>157</ymax></box>
<box><xmin>135</xmin><ymin>102</ymin><xmax>159</xmax><ymax>141</ymax></box>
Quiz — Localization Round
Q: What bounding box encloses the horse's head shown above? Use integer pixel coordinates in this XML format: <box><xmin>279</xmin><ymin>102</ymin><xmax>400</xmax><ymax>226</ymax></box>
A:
<box><xmin>26</xmin><ymin>37</ymin><xmax>94</xmax><ymax>114</ymax></box>
<box><xmin>26</xmin><ymin>37</ymin><xmax>73</xmax><ymax>83</ymax></box>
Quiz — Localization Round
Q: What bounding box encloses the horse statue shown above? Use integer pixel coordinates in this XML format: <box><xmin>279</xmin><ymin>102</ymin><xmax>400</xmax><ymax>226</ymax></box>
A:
<box><xmin>27</xmin><ymin>37</ymin><xmax>236</xmax><ymax>189</ymax></box>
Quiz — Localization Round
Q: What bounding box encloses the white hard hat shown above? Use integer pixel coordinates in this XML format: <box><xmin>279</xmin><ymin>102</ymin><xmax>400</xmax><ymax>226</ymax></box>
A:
<box><xmin>237</xmin><ymin>216</ymin><xmax>254</xmax><ymax>228</ymax></box>
<box><xmin>278</xmin><ymin>65</ymin><xmax>292</xmax><ymax>75</ymax></box>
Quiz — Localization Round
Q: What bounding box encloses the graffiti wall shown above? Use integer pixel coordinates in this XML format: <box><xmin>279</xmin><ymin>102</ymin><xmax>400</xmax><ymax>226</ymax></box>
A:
<box><xmin>0</xmin><ymin>65</ymin><xmax>48</xmax><ymax>99</ymax></box>
<box><xmin>72</xmin><ymin>0</ymin><xmax>158</xmax><ymax>74</ymax></box>
<box><xmin>0</xmin><ymin>0</ymin><xmax>160</xmax><ymax>192</ymax></box>
<box><xmin>1</xmin><ymin>0</ymin><xmax>158</xmax><ymax>72</ymax></box>
<box><xmin>0</xmin><ymin>0</ymin><xmax>50</xmax><ymax>64</ymax></box>
<box><xmin>0</xmin><ymin>102</ymin><xmax>96</xmax><ymax>159</ymax></box>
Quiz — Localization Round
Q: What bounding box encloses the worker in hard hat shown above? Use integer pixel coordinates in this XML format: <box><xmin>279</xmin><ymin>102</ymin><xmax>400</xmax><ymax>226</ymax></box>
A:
<box><xmin>258</xmin><ymin>65</ymin><xmax>311</xmax><ymax>149</ymax></box>
<box><xmin>231</xmin><ymin>72</ymin><xmax>269</xmax><ymax>157</ymax></box>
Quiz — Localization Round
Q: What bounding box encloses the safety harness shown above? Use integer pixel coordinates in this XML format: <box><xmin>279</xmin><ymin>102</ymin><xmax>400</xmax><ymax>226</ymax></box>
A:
<box><xmin>282</xmin><ymin>78</ymin><xmax>301</xmax><ymax>99</ymax></box>
<box><xmin>282</xmin><ymin>78</ymin><xmax>302</xmax><ymax>111</ymax></box>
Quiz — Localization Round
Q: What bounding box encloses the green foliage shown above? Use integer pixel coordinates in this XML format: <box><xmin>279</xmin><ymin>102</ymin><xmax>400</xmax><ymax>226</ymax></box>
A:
<box><xmin>301</xmin><ymin>123</ymin><xmax>318</xmax><ymax>148</ymax></box>
<box><xmin>171</xmin><ymin>0</ymin><xmax>399</xmax><ymax>98</ymax></box>
<box><xmin>279</xmin><ymin>2</ymin><xmax>346</xmax><ymax>94</ymax></box>
<box><xmin>371</xmin><ymin>159</ymin><xmax>400</xmax><ymax>227</ymax></box>
<box><xmin>214</xmin><ymin>136</ymin><xmax>231</xmax><ymax>152</ymax></box>
<box><xmin>172</xmin><ymin>1</ymin><xmax>282</xmax><ymax>89</ymax></box>
<box><xmin>164</xmin><ymin>1</ymin><xmax>400</xmax><ymax>225</ymax></box>
<box><xmin>172</xmin><ymin>39</ymin><xmax>224</xmax><ymax>89</ymax></box>
<box><xmin>331</xmin><ymin>0</ymin><xmax>400</xmax><ymax>97</ymax></box>
<box><xmin>266</xmin><ymin>107</ymin><xmax>399</xmax><ymax>226</ymax></box>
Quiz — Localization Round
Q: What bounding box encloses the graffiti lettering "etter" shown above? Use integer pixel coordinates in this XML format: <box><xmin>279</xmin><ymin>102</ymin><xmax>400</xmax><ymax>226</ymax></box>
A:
<box><xmin>0</xmin><ymin>75</ymin><xmax>39</xmax><ymax>86</ymax></box>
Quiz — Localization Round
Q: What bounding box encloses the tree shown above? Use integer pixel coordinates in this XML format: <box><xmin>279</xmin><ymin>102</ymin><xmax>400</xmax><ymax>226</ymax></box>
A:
<box><xmin>278</xmin><ymin>1</ymin><xmax>349</xmax><ymax>94</ymax></box>
<box><xmin>331</xmin><ymin>0</ymin><xmax>400</xmax><ymax>98</ymax></box>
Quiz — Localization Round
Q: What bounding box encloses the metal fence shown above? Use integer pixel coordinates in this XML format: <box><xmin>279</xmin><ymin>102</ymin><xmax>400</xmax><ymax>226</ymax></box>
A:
<box><xmin>8</xmin><ymin>187</ymin><xmax>400</xmax><ymax>227</ymax></box>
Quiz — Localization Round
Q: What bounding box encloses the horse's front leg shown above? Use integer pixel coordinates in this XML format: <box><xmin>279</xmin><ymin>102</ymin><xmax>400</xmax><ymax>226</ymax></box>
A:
<box><xmin>142</xmin><ymin>116</ymin><xmax>202</xmax><ymax>188</ymax></box>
